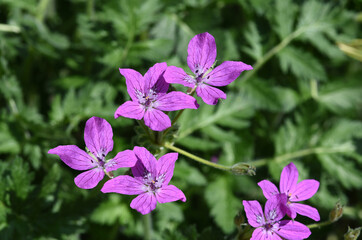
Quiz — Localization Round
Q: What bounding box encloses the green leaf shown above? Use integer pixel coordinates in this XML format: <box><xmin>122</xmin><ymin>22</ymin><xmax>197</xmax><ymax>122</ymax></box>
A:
<box><xmin>0</xmin><ymin>123</ymin><xmax>20</xmax><ymax>154</ymax></box>
<box><xmin>272</xmin><ymin>0</ymin><xmax>297</xmax><ymax>39</ymax></box>
<box><xmin>242</xmin><ymin>22</ymin><xmax>263</xmax><ymax>61</ymax></box>
<box><xmin>201</xmin><ymin>125</ymin><xmax>240</xmax><ymax>143</ymax></box>
<box><xmin>8</xmin><ymin>157</ymin><xmax>34</xmax><ymax>199</ymax></box>
<box><xmin>156</xmin><ymin>203</ymin><xmax>184</xmax><ymax>232</ymax></box>
<box><xmin>179</xmin><ymin>93</ymin><xmax>252</xmax><ymax>139</ymax></box>
<box><xmin>297</xmin><ymin>0</ymin><xmax>335</xmax><ymax>34</ymax></box>
<box><xmin>320</xmin><ymin>119</ymin><xmax>362</xmax><ymax>147</ymax></box>
<box><xmin>90</xmin><ymin>194</ymin><xmax>133</xmax><ymax>226</ymax></box>
<box><xmin>318</xmin><ymin>154</ymin><xmax>362</xmax><ymax>189</ymax></box>
<box><xmin>239</xmin><ymin>79</ymin><xmax>286</xmax><ymax>111</ymax></box>
<box><xmin>278</xmin><ymin>46</ymin><xmax>326</xmax><ymax>80</ymax></box>
<box><xmin>173</xmin><ymin>160</ymin><xmax>207</xmax><ymax>187</ymax></box>
<box><xmin>204</xmin><ymin>176</ymin><xmax>240</xmax><ymax>233</ymax></box>
<box><xmin>177</xmin><ymin>136</ymin><xmax>220</xmax><ymax>151</ymax></box>
<box><xmin>274</xmin><ymin>115</ymin><xmax>309</xmax><ymax>155</ymax></box>
<box><xmin>318</xmin><ymin>82</ymin><xmax>362</xmax><ymax>115</ymax></box>
<box><xmin>23</xmin><ymin>144</ymin><xmax>42</xmax><ymax>169</ymax></box>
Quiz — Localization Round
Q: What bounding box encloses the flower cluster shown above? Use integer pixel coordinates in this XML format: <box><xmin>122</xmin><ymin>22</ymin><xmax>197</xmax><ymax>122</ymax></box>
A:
<box><xmin>243</xmin><ymin>162</ymin><xmax>320</xmax><ymax>240</ymax></box>
<box><xmin>48</xmin><ymin>32</ymin><xmax>252</xmax><ymax>215</ymax></box>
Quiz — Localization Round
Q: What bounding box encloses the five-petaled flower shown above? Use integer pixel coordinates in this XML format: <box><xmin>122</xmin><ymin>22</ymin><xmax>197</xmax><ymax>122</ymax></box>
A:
<box><xmin>114</xmin><ymin>62</ymin><xmax>199</xmax><ymax>131</ymax></box>
<box><xmin>164</xmin><ymin>32</ymin><xmax>253</xmax><ymax>105</ymax></box>
<box><xmin>48</xmin><ymin>116</ymin><xmax>137</xmax><ymax>189</ymax></box>
<box><xmin>101</xmin><ymin>146</ymin><xmax>186</xmax><ymax>215</ymax></box>
<box><xmin>258</xmin><ymin>162</ymin><xmax>320</xmax><ymax>221</ymax></box>
<box><xmin>243</xmin><ymin>195</ymin><xmax>311</xmax><ymax>240</ymax></box>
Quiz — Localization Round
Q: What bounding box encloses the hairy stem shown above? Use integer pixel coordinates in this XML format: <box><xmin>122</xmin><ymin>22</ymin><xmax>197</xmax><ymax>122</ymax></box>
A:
<box><xmin>143</xmin><ymin>213</ymin><xmax>152</xmax><ymax>240</ymax></box>
<box><xmin>163</xmin><ymin>142</ymin><xmax>232</xmax><ymax>171</ymax></box>
<box><xmin>307</xmin><ymin>220</ymin><xmax>331</xmax><ymax>229</ymax></box>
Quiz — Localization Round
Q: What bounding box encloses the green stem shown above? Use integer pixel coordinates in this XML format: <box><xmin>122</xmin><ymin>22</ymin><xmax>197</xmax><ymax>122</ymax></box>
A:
<box><xmin>37</xmin><ymin>0</ymin><xmax>50</xmax><ymax>22</ymax></box>
<box><xmin>240</xmin><ymin>27</ymin><xmax>306</xmax><ymax>84</ymax></box>
<box><xmin>163</xmin><ymin>142</ymin><xmax>232</xmax><ymax>171</ymax></box>
<box><xmin>307</xmin><ymin>220</ymin><xmax>331</xmax><ymax>229</ymax></box>
<box><xmin>143</xmin><ymin>213</ymin><xmax>152</xmax><ymax>240</ymax></box>
<box><xmin>252</xmin><ymin>147</ymin><xmax>350</xmax><ymax>168</ymax></box>
<box><xmin>87</xmin><ymin>0</ymin><xmax>95</xmax><ymax>19</ymax></box>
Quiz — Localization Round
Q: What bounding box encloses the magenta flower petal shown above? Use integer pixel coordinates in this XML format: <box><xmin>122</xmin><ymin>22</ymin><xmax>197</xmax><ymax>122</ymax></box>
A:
<box><xmin>143</xmin><ymin>62</ymin><xmax>168</xmax><ymax>93</ymax></box>
<box><xmin>152</xmin><ymin>74</ymin><xmax>169</xmax><ymax>96</ymax></box>
<box><xmin>280</xmin><ymin>162</ymin><xmax>298</xmax><ymax>194</ymax></box>
<box><xmin>156</xmin><ymin>92</ymin><xmax>199</xmax><ymax>111</ymax></box>
<box><xmin>74</xmin><ymin>168</ymin><xmax>104</xmax><ymax>189</ymax></box>
<box><xmin>157</xmin><ymin>152</ymin><xmax>178</xmax><ymax>186</ymax></box>
<box><xmin>130</xmin><ymin>193</ymin><xmax>157</xmax><ymax>215</ymax></box>
<box><xmin>243</xmin><ymin>200</ymin><xmax>265</xmax><ymax>228</ymax></box>
<box><xmin>204</xmin><ymin>61</ymin><xmax>253</xmax><ymax>87</ymax></box>
<box><xmin>264</xmin><ymin>195</ymin><xmax>287</xmax><ymax>223</ymax></box>
<box><xmin>131</xmin><ymin>158</ymin><xmax>148</xmax><ymax>179</ymax></box>
<box><xmin>114</xmin><ymin>101</ymin><xmax>145</xmax><ymax>120</ymax></box>
<box><xmin>104</xmin><ymin>149</ymin><xmax>137</xmax><ymax>172</ymax></box>
<box><xmin>84</xmin><ymin>116</ymin><xmax>113</xmax><ymax>159</ymax></box>
<box><xmin>101</xmin><ymin>175</ymin><xmax>144</xmax><ymax>195</ymax></box>
<box><xmin>163</xmin><ymin>66</ymin><xmax>195</xmax><ymax>88</ymax></box>
<box><xmin>258</xmin><ymin>180</ymin><xmax>280</xmax><ymax>199</ymax></box>
<box><xmin>290</xmin><ymin>179</ymin><xmax>320</xmax><ymax>202</ymax></box>
<box><xmin>250</xmin><ymin>228</ymin><xmax>264</xmax><ymax>240</ymax></box>
<box><xmin>292</xmin><ymin>203</ymin><xmax>320</xmax><ymax>221</ymax></box>
<box><xmin>48</xmin><ymin>145</ymin><xmax>97</xmax><ymax>170</ymax></box>
<box><xmin>196</xmin><ymin>84</ymin><xmax>227</xmax><ymax>105</ymax></box>
<box><xmin>143</xmin><ymin>108</ymin><xmax>171</xmax><ymax>131</ymax></box>
<box><xmin>187</xmin><ymin>32</ymin><xmax>216</xmax><ymax>75</ymax></box>
<box><xmin>119</xmin><ymin>68</ymin><xmax>144</xmax><ymax>100</ymax></box>
<box><xmin>275</xmin><ymin>220</ymin><xmax>311</xmax><ymax>240</ymax></box>
<box><xmin>156</xmin><ymin>185</ymin><xmax>186</xmax><ymax>203</ymax></box>
<box><xmin>133</xmin><ymin>146</ymin><xmax>157</xmax><ymax>176</ymax></box>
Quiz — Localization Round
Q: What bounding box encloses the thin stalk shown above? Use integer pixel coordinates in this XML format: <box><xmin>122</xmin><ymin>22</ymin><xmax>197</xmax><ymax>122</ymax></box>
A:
<box><xmin>87</xmin><ymin>0</ymin><xmax>95</xmax><ymax>19</ymax></box>
<box><xmin>143</xmin><ymin>213</ymin><xmax>152</xmax><ymax>240</ymax></box>
<box><xmin>252</xmin><ymin>147</ymin><xmax>350</xmax><ymax>168</ymax></box>
<box><xmin>240</xmin><ymin>27</ymin><xmax>306</xmax><ymax>84</ymax></box>
<box><xmin>37</xmin><ymin>0</ymin><xmax>50</xmax><ymax>22</ymax></box>
<box><xmin>307</xmin><ymin>220</ymin><xmax>331</xmax><ymax>229</ymax></box>
<box><xmin>163</xmin><ymin>142</ymin><xmax>232</xmax><ymax>171</ymax></box>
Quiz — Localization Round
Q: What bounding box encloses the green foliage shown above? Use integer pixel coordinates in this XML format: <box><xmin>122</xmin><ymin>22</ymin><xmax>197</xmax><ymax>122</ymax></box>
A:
<box><xmin>205</xmin><ymin>176</ymin><xmax>240</xmax><ymax>233</ymax></box>
<box><xmin>0</xmin><ymin>0</ymin><xmax>361</xmax><ymax>239</ymax></box>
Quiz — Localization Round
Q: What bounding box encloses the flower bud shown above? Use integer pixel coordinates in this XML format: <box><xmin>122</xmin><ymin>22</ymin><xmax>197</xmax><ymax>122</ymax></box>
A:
<box><xmin>231</xmin><ymin>163</ymin><xmax>256</xmax><ymax>176</ymax></box>
<box><xmin>344</xmin><ymin>226</ymin><xmax>361</xmax><ymax>240</ymax></box>
<box><xmin>329</xmin><ymin>201</ymin><xmax>343</xmax><ymax>222</ymax></box>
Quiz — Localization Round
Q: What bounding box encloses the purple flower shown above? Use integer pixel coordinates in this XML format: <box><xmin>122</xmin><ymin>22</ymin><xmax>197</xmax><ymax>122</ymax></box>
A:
<box><xmin>258</xmin><ymin>162</ymin><xmax>320</xmax><ymax>221</ymax></box>
<box><xmin>101</xmin><ymin>146</ymin><xmax>186</xmax><ymax>215</ymax></box>
<box><xmin>48</xmin><ymin>116</ymin><xmax>137</xmax><ymax>189</ymax></box>
<box><xmin>243</xmin><ymin>195</ymin><xmax>311</xmax><ymax>240</ymax></box>
<box><xmin>163</xmin><ymin>32</ymin><xmax>253</xmax><ymax>105</ymax></box>
<box><xmin>114</xmin><ymin>62</ymin><xmax>199</xmax><ymax>131</ymax></box>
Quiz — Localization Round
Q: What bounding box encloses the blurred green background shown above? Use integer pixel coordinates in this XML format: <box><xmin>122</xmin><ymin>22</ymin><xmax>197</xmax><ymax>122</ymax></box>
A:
<box><xmin>1</xmin><ymin>0</ymin><xmax>362</xmax><ymax>239</ymax></box>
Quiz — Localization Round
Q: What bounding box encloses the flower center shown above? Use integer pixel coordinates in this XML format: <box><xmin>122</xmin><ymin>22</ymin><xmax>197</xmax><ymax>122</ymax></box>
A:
<box><xmin>137</xmin><ymin>89</ymin><xmax>158</xmax><ymax>109</ymax></box>
<box><xmin>143</xmin><ymin>172</ymin><xmax>164</xmax><ymax>193</ymax></box>
<box><xmin>265</xmin><ymin>223</ymin><xmax>273</xmax><ymax>230</ymax></box>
